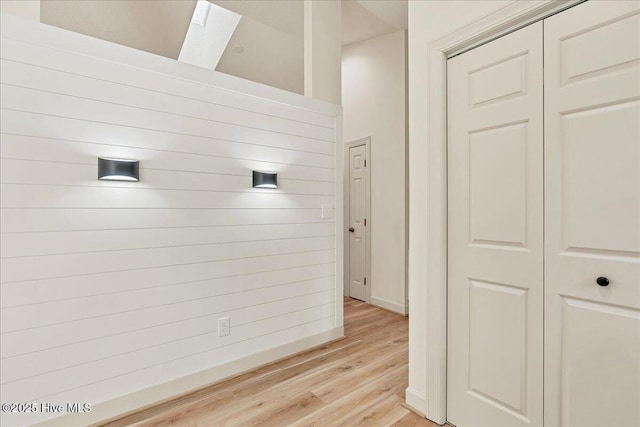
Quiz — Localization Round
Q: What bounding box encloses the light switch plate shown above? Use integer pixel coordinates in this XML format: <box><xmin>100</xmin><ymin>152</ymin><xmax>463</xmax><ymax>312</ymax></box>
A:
<box><xmin>321</xmin><ymin>204</ymin><xmax>334</xmax><ymax>219</ymax></box>
<box><xmin>218</xmin><ymin>317</ymin><xmax>230</xmax><ymax>337</ymax></box>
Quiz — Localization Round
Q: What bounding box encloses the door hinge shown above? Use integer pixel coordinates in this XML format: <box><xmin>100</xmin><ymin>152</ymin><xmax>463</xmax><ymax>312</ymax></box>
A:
<box><xmin>364</xmin><ymin>277</ymin><xmax>367</xmax><ymax>285</ymax></box>
<box><xmin>364</xmin><ymin>159</ymin><xmax>367</xmax><ymax>167</ymax></box>
<box><xmin>364</xmin><ymin>218</ymin><xmax>367</xmax><ymax>226</ymax></box>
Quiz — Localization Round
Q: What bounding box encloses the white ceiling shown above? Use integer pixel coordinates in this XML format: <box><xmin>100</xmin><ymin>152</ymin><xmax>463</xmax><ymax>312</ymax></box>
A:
<box><xmin>342</xmin><ymin>0</ymin><xmax>407</xmax><ymax>46</ymax></box>
<box><xmin>210</xmin><ymin>0</ymin><xmax>407</xmax><ymax>46</ymax></box>
<box><xmin>353</xmin><ymin>0</ymin><xmax>408</xmax><ymax>31</ymax></box>
<box><xmin>211</xmin><ymin>1</ymin><xmax>304</xmax><ymax>38</ymax></box>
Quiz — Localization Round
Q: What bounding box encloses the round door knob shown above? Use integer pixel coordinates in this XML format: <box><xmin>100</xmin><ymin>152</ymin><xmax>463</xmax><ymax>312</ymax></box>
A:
<box><xmin>349</xmin><ymin>227</ymin><xmax>355</xmax><ymax>232</ymax></box>
<box><xmin>596</xmin><ymin>276</ymin><xmax>610</xmax><ymax>287</ymax></box>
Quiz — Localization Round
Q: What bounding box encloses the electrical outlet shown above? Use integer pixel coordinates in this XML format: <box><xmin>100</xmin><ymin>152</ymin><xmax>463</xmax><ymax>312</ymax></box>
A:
<box><xmin>321</xmin><ymin>204</ymin><xmax>335</xmax><ymax>219</ymax></box>
<box><xmin>218</xmin><ymin>317</ymin><xmax>230</xmax><ymax>337</ymax></box>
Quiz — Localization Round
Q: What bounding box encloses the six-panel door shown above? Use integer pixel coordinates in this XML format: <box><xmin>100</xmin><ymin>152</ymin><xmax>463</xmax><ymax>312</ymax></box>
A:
<box><xmin>544</xmin><ymin>2</ymin><xmax>640</xmax><ymax>426</ymax></box>
<box><xmin>348</xmin><ymin>143</ymin><xmax>368</xmax><ymax>302</ymax></box>
<box><xmin>447</xmin><ymin>21</ymin><xmax>544</xmax><ymax>427</ymax></box>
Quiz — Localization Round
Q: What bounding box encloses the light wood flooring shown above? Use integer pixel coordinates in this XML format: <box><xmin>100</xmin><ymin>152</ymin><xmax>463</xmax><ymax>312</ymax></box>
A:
<box><xmin>99</xmin><ymin>297</ymin><xmax>438</xmax><ymax>427</ymax></box>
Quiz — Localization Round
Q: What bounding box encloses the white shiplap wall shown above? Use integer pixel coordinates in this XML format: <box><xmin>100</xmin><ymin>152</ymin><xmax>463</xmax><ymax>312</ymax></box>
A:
<box><xmin>0</xmin><ymin>14</ymin><xmax>343</xmax><ymax>427</ymax></box>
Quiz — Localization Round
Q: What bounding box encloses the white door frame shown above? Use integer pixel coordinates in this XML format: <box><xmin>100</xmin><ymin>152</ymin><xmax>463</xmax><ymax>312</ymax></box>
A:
<box><xmin>344</xmin><ymin>137</ymin><xmax>372</xmax><ymax>303</ymax></box>
<box><xmin>418</xmin><ymin>0</ymin><xmax>585</xmax><ymax>424</ymax></box>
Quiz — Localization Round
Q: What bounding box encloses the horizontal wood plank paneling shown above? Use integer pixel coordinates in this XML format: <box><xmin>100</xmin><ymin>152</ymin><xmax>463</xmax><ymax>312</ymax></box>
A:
<box><xmin>2</xmin><ymin>304</ymin><xmax>336</xmax><ymax>402</ymax></box>
<box><xmin>0</xmin><ymin>38</ymin><xmax>336</xmax><ymax>128</ymax></box>
<box><xmin>0</xmin><ymin>159</ymin><xmax>336</xmax><ymax>196</ymax></box>
<box><xmin>1</xmin><ymin>208</ymin><xmax>327</xmax><ymax>233</ymax></box>
<box><xmin>1</xmin><ymin>251</ymin><xmax>336</xmax><ymax>314</ymax></box>
<box><xmin>2</xmin><ymin>278</ymin><xmax>334</xmax><ymax>334</ymax></box>
<box><xmin>0</xmin><ymin>258</ymin><xmax>335</xmax><ymax>320</ymax></box>
<box><xmin>1</xmin><ymin>223</ymin><xmax>335</xmax><ymax>258</ymax></box>
<box><xmin>0</xmin><ymin>133</ymin><xmax>336</xmax><ymax>178</ymax></box>
<box><xmin>0</xmin><ymin>58</ymin><xmax>334</xmax><ymax>141</ymax></box>
<box><xmin>1</xmin><ymin>291</ymin><xmax>337</xmax><ymax>384</ymax></box>
<box><xmin>1</xmin><ymin>263</ymin><xmax>336</xmax><ymax>357</ymax></box>
<box><xmin>0</xmin><ymin>84</ymin><xmax>335</xmax><ymax>155</ymax></box>
<box><xmin>1</xmin><ymin>235</ymin><xmax>335</xmax><ymax>289</ymax></box>
<box><xmin>0</xmin><ymin>184</ymin><xmax>335</xmax><ymax>209</ymax></box>
<box><xmin>0</xmin><ymin>15</ymin><xmax>339</xmax><ymax>426</ymax></box>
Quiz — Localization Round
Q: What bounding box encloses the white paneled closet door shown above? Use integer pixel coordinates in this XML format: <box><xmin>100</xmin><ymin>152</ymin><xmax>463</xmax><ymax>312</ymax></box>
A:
<box><xmin>447</xmin><ymin>22</ymin><xmax>544</xmax><ymax>427</ymax></box>
<box><xmin>448</xmin><ymin>1</ymin><xmax>640</xmax><ymax>427</ymax></box>
<box><xmin>544</xmin><ymin>2</ymin><xmax>640</xmax><ymax>426</ymax></box>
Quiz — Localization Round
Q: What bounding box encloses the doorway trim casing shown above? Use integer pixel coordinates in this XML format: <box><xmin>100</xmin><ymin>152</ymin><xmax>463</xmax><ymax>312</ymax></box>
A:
<box><xmin>417</xmin><ymin>0</ymin><xmax>584</xmax><ymax>424</ymax></box>
<box><xmin>343</xmin><ymin>137</ymin><xmax>372</xmax><ymax>304</ymax></box>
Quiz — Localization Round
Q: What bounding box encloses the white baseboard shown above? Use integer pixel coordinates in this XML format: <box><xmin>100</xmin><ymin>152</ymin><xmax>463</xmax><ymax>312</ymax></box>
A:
<box><xmin>370</xmin><ymin>296</ymin><xmax>409</xmax><ymax>315</ymax></box>
<box><xmin>36</xmin><ymin>327</ymin><xmax>344</xmax><ymax>427</ymax></box>
<box><xmin>405</xmin><ymin>386</ymin><xmax>429</xmax><ymax>417</ymax></box>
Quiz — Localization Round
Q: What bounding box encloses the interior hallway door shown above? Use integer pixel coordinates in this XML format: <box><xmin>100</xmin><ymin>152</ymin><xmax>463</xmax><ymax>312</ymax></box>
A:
<box><xmin>348</xmin><ymin>142</ymin><xmax>368</xmax><ymax>302</ymax></box>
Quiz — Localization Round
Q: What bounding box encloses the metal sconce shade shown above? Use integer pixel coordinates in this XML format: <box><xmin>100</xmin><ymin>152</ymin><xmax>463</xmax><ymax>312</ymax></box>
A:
<box><xmin>98</xmin><ymin>158</ymin><xmax>139</xmax><ymax>181</ymax></box>
<box><xmin>253</xmin><ymin>171</ymin><xmax>277</xmax><ymax>188</ymax></box>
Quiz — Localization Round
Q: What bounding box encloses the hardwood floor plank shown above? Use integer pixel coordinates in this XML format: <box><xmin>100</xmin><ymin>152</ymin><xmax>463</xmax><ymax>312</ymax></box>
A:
<box><xmin>134</xmin><ymin>391</ymin><xmax>236</xmax><ymax>427</ymax></box>
<box><xmin>288</xmin><ymin>365</ymin><xmax>407</xmax><ymax>427</ymax></box>
<box><xmin>338</xmin><ymin>395</ymin><xmax>409</xmax><ymax>427</ymax></box>
<box><xmin>244</xmin><ymin>392</ymin><xmax>325</xmax><ymax>427</ymax></box>
<box><xmin>391</xmin><ymin>413</ymin><xmax>441</xmax><ymax>427</ymax></box>
<box><xmin>100</xmin><ymin>298</ymin><xmax>432</xmax><ymax>427</ymax></box>
<box><xmin>311</xmin><ymin>347</ymin><xmax>406</xmax><ymax>404</ymax></box>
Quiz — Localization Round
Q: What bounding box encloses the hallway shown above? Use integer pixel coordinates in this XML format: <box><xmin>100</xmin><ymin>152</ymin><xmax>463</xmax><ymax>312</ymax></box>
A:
<box><xmin>101</xmin><ymin>298</ymin><xmax>435</xmax><ymax>426</ymax></box>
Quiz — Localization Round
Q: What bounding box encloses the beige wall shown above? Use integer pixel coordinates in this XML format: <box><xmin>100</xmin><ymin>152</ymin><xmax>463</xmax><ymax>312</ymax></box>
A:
<box><xmin>342</xmin><ymin>30</ymin><xmax>407</xmax><ymax>314</ymax></box>
<box><xmin>40</xmin><ymin>0</ymin><xmax>196</xmax><ymax>59</ymax></box>
<box><xmin>217</xmin><ymin>15</ymin><xmax>304</xmax><ymax>94</ymax></box>
<box><xmin>0</xmin><ymin>0</ymin><xmax>39</xmax><ymax>20</ymax></box>
<box><xmin>406</xmin><ymin>0</ymin><xmax>511</xmax><ymax>415</ymax></box>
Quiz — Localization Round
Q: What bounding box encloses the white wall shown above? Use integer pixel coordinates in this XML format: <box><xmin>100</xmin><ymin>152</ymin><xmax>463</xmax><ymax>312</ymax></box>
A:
<box><xmin>406</xmin><ymin>0</ymin><xmax>511</xmax><ymax>415</ymax></box>
<box><xmin>305</xmin><ymin>0</ymin><xmax>342</xmax><ymax>104</ymax></box>
<box><xmin>342</xmin><ymin>30</ymin><xmax>407</xmax><ymax>314</ymax></box>
<box><xmin>0</xmin><ymin>14</ymin><xmax>342</xmax><ymax>427</ymax></box>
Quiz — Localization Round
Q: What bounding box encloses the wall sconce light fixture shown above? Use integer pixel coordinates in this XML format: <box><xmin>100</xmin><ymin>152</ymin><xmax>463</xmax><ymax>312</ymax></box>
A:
<box><xmin>98</xmin><ymin>158</ymin><xmax>140</xmax><ymax>181</ymax></box>
<box><xmin>252</xmin><ymin>171</ymin><xmax>277</xmax><ymax>188</ymax></box>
